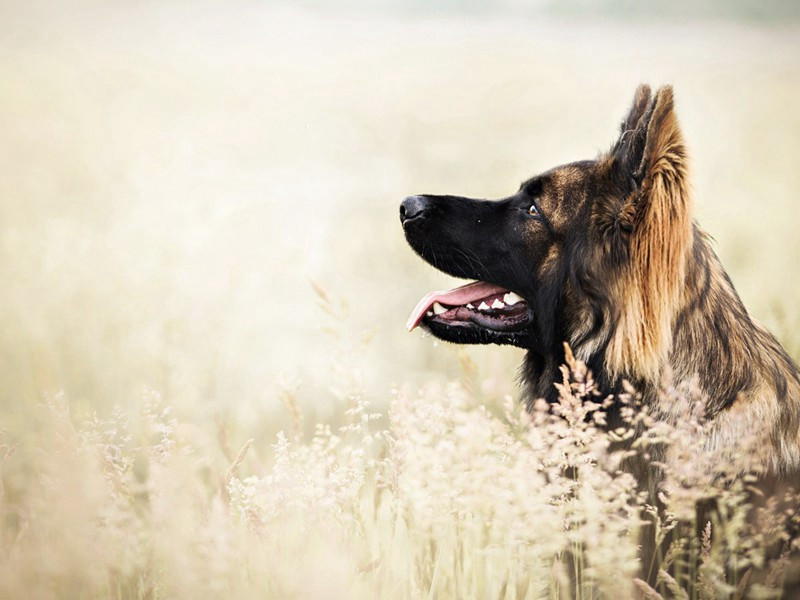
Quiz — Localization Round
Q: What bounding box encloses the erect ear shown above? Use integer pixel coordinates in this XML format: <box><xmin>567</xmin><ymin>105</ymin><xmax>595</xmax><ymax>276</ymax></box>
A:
<box><xmin>612</xmin><ymin>84</ymin><xmax>653</xmax><ymax>179</ymax></box>
<box><xmin>611</xmin><ymin>85</ymin><xmax>689</xmax><ymax>225</ymax></box>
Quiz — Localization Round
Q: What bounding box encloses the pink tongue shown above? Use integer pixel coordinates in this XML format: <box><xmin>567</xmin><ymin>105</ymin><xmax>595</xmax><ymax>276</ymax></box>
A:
<box><xmin>406</xmin><ymin>281</ymin><xmax>509</xmax><ymax>331</ymax></box>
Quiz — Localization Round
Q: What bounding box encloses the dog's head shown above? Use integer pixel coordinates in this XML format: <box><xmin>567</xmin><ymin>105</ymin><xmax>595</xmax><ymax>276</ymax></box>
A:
<box><xmin>401</xmin><ymin>85</ymin><xmax>691</xmax><ymax>374</ymax></box>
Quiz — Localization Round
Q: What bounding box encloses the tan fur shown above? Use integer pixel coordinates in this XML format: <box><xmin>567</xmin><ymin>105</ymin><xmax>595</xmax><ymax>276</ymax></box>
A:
<box><xmin>606</xmin><ymin>87</ymin><xmax>693</xmax><ymax>381</ymax></box>
<box><xmin>606</xmin><ymin>87</ymin><xmax>800</xmax><ymax>475</ymax></box>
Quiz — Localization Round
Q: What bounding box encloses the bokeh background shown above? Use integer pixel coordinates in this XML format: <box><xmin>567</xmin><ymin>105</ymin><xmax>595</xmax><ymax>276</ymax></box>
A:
<box><xmin>2</xmin><ymin>0</ymin><xmax>799</xmax><ymax>443</ymax></box>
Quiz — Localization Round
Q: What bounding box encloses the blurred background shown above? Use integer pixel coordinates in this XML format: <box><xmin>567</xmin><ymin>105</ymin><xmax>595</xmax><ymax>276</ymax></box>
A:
<box><xmin>1</xmin><ymin>0</ymin><xmax>799</xmax><ymax>442</ymax></box>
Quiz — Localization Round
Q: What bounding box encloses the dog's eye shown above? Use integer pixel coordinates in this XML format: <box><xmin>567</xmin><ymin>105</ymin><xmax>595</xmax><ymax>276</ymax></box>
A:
<box><xmin>528</xmin><ymin>204</ymin><xmax>540</xmax><ymax>216</ymax></box>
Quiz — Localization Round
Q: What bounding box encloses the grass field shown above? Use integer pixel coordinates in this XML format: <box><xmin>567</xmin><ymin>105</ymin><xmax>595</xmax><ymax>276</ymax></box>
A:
<box><xmin>1</xmin><ymin>2</ymin><xmax>799</xmax><ymax>598</ymax></box>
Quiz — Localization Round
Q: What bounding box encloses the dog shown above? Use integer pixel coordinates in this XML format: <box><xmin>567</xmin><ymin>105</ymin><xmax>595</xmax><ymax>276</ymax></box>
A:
<box><xmin>400</xmin><ymin>84</ymin><xmax>800</xmax><ymax>589</ymax></box>
<box><xmin>400</xmin><ymin>84</ymin><xmax>800</xmax><ymax>479</ymax></box>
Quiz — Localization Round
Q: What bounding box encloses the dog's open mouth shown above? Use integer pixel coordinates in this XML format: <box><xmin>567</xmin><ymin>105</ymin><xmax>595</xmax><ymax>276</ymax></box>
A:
<box><xmin>407</xmin><ymin>281</ymin><xmax>532</xmax><ymax>333</ymax></box>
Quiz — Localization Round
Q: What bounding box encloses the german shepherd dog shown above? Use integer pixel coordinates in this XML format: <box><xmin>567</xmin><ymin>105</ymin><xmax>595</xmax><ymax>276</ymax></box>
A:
<box><xmin>400</xmin><ymin>85</ymin><xmax>800</xmax><ymax>581</ymax></box>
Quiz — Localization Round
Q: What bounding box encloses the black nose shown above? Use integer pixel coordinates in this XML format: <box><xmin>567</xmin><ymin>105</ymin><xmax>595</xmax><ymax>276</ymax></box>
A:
<box><xmin>400</xmin><ymin>195</ymin><xmax>429</xmax><ymax>224</ymax></box>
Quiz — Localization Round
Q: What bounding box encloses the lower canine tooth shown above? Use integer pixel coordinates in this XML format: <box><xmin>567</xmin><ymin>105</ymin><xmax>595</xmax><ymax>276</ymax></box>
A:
<box><xmin>432</xmin><ymin>302</ymin><xmax>447</xmax><ymax>315</ymax></box>
<box><xmin>478</xmin><ymin>302</ymin><xmax>490</xmax><ymax>311</ymax></box>
<box><xmin>491</xmin><ymin>299</ymin><xmax>505</xmax><ymax>309</ymax></box>
<box><xmin>503</xmin><ymin>292</ymin><xmax>523</xmax><ymax>306</ymax></box>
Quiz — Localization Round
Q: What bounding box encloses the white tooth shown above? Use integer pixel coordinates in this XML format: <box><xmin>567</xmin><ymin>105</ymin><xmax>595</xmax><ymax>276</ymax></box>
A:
<box><xmin>466</xmin><ymin>303</ymin><xmax>474</xmax><ymax>309</ymax></box>
<box><xmin>503</xmin><ymin>292</ymin><xmax>523</xmax><ymax>306</ymax></box>
<box><xmin>432</xmin><ymin>302</ymin><xmax>447</xmax><ymax>315</ymax></box>
<box><xmin>491</xmin><ymin>299</ymin><xmax>505</xmax><ymax>309</ymax></box>
<box><xmin>426</xmin><ymin>311</ymin><xmax>433</xmax><ymax>317</ymax></box>
<box><xmin>478</xmin><ymin>301</ymin><xmax>490</xmax><ymax>311</ymax></box>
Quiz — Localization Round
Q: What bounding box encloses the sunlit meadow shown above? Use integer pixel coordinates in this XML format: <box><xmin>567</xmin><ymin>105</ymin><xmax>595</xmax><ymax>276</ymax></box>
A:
<box><xmin>1</xmin><ymin>2</ymin><xmax>800</xmax><ymax>598</ymax></box>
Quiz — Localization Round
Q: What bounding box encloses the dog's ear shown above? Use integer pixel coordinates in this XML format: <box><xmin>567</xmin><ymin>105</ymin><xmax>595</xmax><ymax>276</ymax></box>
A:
<box><xmin>613</xmin><ymin>84</ymin><xmax>653</xmax><ymax>179</ymax></box>
<box><xmin>612</xmin><ymin>85</ymin><xmax>689</xmax><ymax>227</ymax></box>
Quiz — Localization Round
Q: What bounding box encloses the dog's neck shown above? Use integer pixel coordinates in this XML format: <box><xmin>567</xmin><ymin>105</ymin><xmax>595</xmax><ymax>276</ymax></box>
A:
<box><xmin>520</xmin><ymin>224</ymin><xmax>800</xmax><ymax>473</ymax></box>
<box><xmin>666</xmin><ymin>227</ymin><xmax>796</xmax><ymax>414</ymax></box>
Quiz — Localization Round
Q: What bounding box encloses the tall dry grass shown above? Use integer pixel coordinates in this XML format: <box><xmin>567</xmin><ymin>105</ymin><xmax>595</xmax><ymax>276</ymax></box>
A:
<box><xmin>2</xmin><ymin>310</ymin><xmax>797</xmax><ymax>598</ymax></box>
